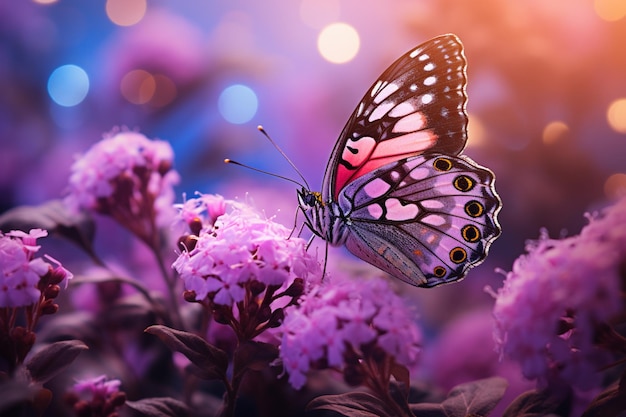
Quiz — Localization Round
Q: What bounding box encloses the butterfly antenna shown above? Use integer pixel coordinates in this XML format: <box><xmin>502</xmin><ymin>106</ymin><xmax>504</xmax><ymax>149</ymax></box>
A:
<box><xmin>224</xmin><ymin>159</ymin><xmax>306</xmax><ymax>189</ymax></box>
<box><xmin>257</xmin><ymin>125</ymin><xmax>310</xmax><ymax>190</ymax></box>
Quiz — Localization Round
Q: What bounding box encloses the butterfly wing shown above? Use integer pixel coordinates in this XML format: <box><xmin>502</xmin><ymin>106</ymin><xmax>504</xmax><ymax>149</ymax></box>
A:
<box><xmin>322</xmin><ymin>34</ymin><xmax>469</xmax><ymax>202</ymax></box>
<box><xmin>337</xmin><ymin>153</ymin><xmax>501</xmax><ymax>287</ymax></box>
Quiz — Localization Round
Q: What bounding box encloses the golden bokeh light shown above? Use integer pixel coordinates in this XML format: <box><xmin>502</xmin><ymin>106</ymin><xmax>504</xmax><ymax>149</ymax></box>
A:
<box><xmin>604</xmin><ymin>173</ymin><xmax>626</xmax><ymax>201</ymax></box>
<box><xmin>121</xmin><ymin>69</ymin><xmax>156</xmax><ymax>105</ymax></box>
<box><xmin>317</xmin><ymin>22</ymin><xmax>360</xmax><ymax>64</ymax></box>
<box><xmin>466</xmin><ymin>113</ymin><xmax>486</xmax><ymax>147</ymax></box>
<box><xmin>607</xmin><ymin>98</ymin><xmax>626</xmax><ymax>133</ymax></box>
<box><xmin>542</xmin><ymin>120</ymin><xmax>570</xmax><ymax>145</ymax></box>
<box><xmin>106</xmin><ymin>0</ymin><xmax>147</xmax><ymax>27</ymax></box>
<box><xmin>594</xmin><ymin>0</ymin><xmax>626</xmax><ymax>22</ymax></box>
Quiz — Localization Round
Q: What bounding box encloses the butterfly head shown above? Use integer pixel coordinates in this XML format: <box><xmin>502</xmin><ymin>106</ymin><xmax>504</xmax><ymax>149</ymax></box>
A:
<box><xmin>297</xmin><ymin>188</ymin><xmax>324</xmax><ymax>209</ymax></box>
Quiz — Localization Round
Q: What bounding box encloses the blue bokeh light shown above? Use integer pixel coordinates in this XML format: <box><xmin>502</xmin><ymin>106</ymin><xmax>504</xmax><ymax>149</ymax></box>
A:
<box><xmin>218</xmin><ymin>84</ymin><xmax>258</xmax><ymax>124</ymax></box>
<box><xmin>47</xmin><ymin>64</ymin><xmax>90</xmax><ymax>107</ymax></box>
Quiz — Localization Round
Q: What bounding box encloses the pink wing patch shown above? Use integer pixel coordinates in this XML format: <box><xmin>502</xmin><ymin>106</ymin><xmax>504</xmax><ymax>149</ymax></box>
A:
<box><xmin>333</xmin><ymin>124</ymin><xmax>436</xmax><ymax>200</ymax></box>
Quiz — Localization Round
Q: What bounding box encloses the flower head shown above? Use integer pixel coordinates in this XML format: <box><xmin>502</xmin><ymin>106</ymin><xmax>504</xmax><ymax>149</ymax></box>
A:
<box><xmin>0</xmin><ymin>229</ymin><xmax>71</xmax><ymax>308</ymax></box>
<box><xmin>65</xmin><ymin>130</ymin><xmax>180</xmax><ymax>243</ymax></box>
<box><xmin>492</xmin><ymin>197</ymin><xmax>626</xmax><ymax>391</ymax></box>
<box><xmin>278</xmin><ymin>275</ymin><xmax>421</xmax><ymax>390</ymax></box>
<box><xmin>67</xmin><ymin>375</ymin><xmax>126</xmax><ymax>417</ymax></box>
<box><xmin>173</xmin><ymin>196</ymin><xmax>322</xmax><ymax>340</ymax></box>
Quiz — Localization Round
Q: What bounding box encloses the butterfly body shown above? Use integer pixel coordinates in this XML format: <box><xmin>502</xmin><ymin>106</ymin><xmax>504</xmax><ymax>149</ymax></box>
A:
<box><xmin>299</xmin><ymin>34</ymin><xmax>501</xmax><ymax>288</ymax></box>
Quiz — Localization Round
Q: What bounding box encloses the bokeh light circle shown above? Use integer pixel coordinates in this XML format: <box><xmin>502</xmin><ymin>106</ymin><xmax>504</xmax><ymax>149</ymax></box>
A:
<box><xmin>542</xmin><ymin>120</ymin><xmax>570</xmax><ymax>144</ymax></box>
<box><xmin>317</xmin><ymin>22</ymin><xmax>360</xmax><ymax>64</ymax></box>
<box><xmin>47</xmin><ymin>64</ymin><xmax>90</xmax><ymax>107</ymax></box>
<box><xmin>106</xmin><ymin>0</ymin><xmax>147</xmax><ymax>27</ymax></box>
<box><xmin>121</xmin><ymin>69</ymin><xmax>156</xmax><ymax>104</ymax></box>
<box><xmin>594</xmin><ymin>0</ymin><xmax>626</xmax><ymax>22</ymax></box>
<box><xmin>604</xmin><ymin>173</ymin><xmax>626</xmax><ymax>200</ymax></box>
<box><xmin>218</xmin><ymin>84</ymin><xmax>258</xmax><ymax>124</ymax></box>
<box><xmin>607</xmin><ymin>98</ymin><xmax>626</xmax><ymax>133</ymax></box>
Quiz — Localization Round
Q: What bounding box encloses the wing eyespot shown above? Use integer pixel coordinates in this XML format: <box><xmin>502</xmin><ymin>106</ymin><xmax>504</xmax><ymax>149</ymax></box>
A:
<box><xmin>464</xmin><ymin>200</ymin><xmax>484</xmax><ymax>217</ymax></box>
<box><xmin>461</xmin><ymin>224</ymin><xmax>481</xmax><ymax>242</ymax></box>
<box><xmin>433</xmin><ymin>157</ymin><xmax>453</xmax><ymax>171</ymax></box>
<box><xmin>453</xmin><ymin>175</ymin><xmax>475</xmax><ymax>192</ymax></box>
<box><xmin>433</xmin><ymin>266</ymin><xmax>447</xmax><ymax>277</ymax></box>
<box><xmin>449</xmin><ymin>247</ymin><xmax>467</xmax><ymax>264</ymax></box>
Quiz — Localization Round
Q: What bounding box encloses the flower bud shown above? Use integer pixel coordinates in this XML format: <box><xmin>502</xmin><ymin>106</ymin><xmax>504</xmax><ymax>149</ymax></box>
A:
<box><xmin>257</xmin><ymin>305</ymin><xmax>272</xmax><ymax>323</ymax></box>
<box><xmin>248</xmin><ymin>280</ymin><xmax>266</xmax><ymax>296</ymax></box>
<box><xmin>183</xmin><ymin>290</ymin><xmax>198</xmax><ymax>303</ymax></box>
<box><xmin>44</xmin><ymin>284</ymin><xmax>60</xmax><ymax>299</ymax></box>
<box><xmin>284</xmin><ymin>278</ymin><xmax>304</xmax><ymax>298</ymax></box>
<box><xmin>267</xmin><ymin>308</ymin><xmax>284</xmax><ymax>328</ymax></box>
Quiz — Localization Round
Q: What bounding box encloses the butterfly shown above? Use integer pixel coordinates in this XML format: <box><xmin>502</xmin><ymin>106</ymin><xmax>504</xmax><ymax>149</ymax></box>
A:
<box><xmin>297</xmin><ymin>34</ymin><xmax>502</xmax><ymax>287</ymax></box>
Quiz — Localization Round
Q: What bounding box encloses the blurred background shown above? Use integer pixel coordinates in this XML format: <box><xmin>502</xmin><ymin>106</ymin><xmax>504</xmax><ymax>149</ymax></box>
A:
<box><xmin>2</xmin><ymin>0</ymin><xmax>626</xmax><ymax>292</ymax></box>
<box><xmin>2</xmin><ymin>0</ymin><xmax>626</xmax><ymax>406</ymax></box>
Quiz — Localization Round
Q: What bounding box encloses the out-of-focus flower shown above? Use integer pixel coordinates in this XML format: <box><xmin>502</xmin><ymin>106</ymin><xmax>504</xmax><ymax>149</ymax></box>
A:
<box><xmin>278</xmin><ymin>275</ymin><xmax>421</xmax><ymax>390</ymax></box>
<box><xmin>66</xmin><ymin>375</ymin><xmax>126</xmax><ymax>417</ymax></box>
<box><xmin>0</xmin><ymin>229</ymin><xmax>72</xmax><ymax>308</ymax></box>
<box><xmin>173</xmin><ymin>195</ymin><xmax>322</xmax><ymax>340</ymax></box>
<box><xmin>65</xmin><ymin>130</ymin><xmax>180</xmax><ymax>246</ymax></box>
<box><xmin>492</xmin><ymin>197</ymin><xmax>626</xmax><ymax>391</ymax></box>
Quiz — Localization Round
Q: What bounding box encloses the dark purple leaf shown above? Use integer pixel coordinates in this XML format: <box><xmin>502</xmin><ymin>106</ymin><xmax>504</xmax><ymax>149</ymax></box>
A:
<box><xmin>411</xmin><ymin>377</ymin><xmax>508</xmax><ymax>417</ymax></box>
<box><xmin>145</xmin><ymin>325</ymin><xmax>228</xmax><ymax>381</ymax></box>
<box><xmin>234</xmin><ymin>341</ymin><xmax>279</xmax><ymax>375</ymax></box>
<box><xmin>0</xmin><ymin>200</ymin><xmax>96</xmax><ymax>258</ymax></box>
<box><xmin>307</xmin><ymin>391</ymin><xmax>397</xmax><ymax>417</ymax></box>
<box><xmin>26</xmin><ymin>340</ymin><xmax>88</xmax><ymax>384</ymax></box>
<box><xmin>125</xmin><ymin>397</ymin><xmax>190</xmax><ymax>417</ymax></box>
<box><xmin>502</xmin><ymin>387</ymin><xmax>571</xmax><ymax>417</ymax></box>
<box><xmin>581</xmin><ymin>383</ymin><xmax>626</xmax><ymax>417</ymax></box>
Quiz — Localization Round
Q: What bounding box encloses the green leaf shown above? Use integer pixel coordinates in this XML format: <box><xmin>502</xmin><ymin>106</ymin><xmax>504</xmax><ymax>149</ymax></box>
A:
<box><xmin>145</xmin><ymin>325</ymin><xmax>228</xmax><ymax>381</ymax></box>
<box><xmin>125</xmin><ymin>397</ymin><xmax>190</xmax><ymax>417</ymax></box>
<box><xmin>26</xmin><ymin>340</ymin><xmax>88</xmax><ymax>384</ymax></box>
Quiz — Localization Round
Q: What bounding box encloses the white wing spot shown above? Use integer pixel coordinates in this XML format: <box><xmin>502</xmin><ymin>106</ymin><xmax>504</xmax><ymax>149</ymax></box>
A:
<box><xmin>371</xmin><ymin>80</ymin><xmax>384</xmax><ymax>97</ymax></box>
<box><xmin>363</xmin><ymin>177</ymin><xmax>391</xmax><ymax>198</ymax></box>
<box><xmin>390</xmin><ymin>171</ymin><xmax>401</xmax><ymax>181</ymax></box>
<box><xmin>418</xmin><ymin>53</ymin><xmax>429</xmax><ymax>61</ymax></box>
<box><xmin>424</xmin><ymin>76</ymin><xmax>436</xmax><ymax>86</ymax></box>
<box><xmin>393</xmin><ymin>111</ymin><xmax>426</xmax><ymax>133</ymax></box>
<box><xmin>373</xmin><ymin>82</ymin><xmax>399</xmax><ymax>104</ymax></box>
<box><xmin>421</xmin><ymin>94</ymin><xmax>433</xmax><ymax>105</ymax></box>
<box><xmin>368</xmin><ymin>101</ymin><xmax>394</xmax><ymax>122</ymax></box>
<box><xmin>424</xmin><ymin>62</ymin><xmax>435</xmax><ymax>71</ymax></box>
<box><xmin>385</xmin><ymin>198</ymin><xmax>419</xmax><ymax>221</ymax></box>
<box><xmin>421</xmin><ymin>199</ymin><xmax>445</xmax><ymax>209</ymax></box>
<box><xmin>421</xmin><ymin>214</ymin><xmax>447</xmax><ymax>226</ymax></box>
<box><xmin>389</xmin><ymin>101</ymin><xmax>415</xmax><ymax>118</ymax></box>
<box><xmin>441</xmin><ymin>107</ymin><xmax>449</xmax><ymax>117</ymax></box>
<box><xmin>356</xmin><ymin>101</ymin><xmax>364</xmax><ymax>117</ymax></box>
<box><xmin>410</xmin><ymin>84</ymin><xmax>418</xmax><ymax>92</ymax></box>
<box><xmin>409</xmin><ymin>48</ymin><xmax>422</xmax><ymax>58</ymax></box>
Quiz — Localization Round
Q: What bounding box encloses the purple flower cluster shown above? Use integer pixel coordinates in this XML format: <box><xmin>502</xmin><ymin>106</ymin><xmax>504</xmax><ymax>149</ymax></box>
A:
<box><xmin>492</xmin><ymin>197</ymin><xmax>626</xmax><ymax>390</ymax></box>
<box><xmin>66</xmin><ymin>375</ymin><xmax>126</xmax><ymax>417</ymax></box>
<box><xmin>0</xmin><ymin>229</ymin><xmax>72</xmax><ymax>308</ymax></box>
<box><xmin>65</xmin><ymin>130</ymin><xmax>180</xmax><ymax>241</ymax></box>
<box><xmin>279</xmin><ymin>276</ymin><xmax>422</xmax><ymax>389</ymax></box>
<box><xmin>173</xmin><ymin>194</ymin><xmax>322</xmax><ymax>339</ymax></box>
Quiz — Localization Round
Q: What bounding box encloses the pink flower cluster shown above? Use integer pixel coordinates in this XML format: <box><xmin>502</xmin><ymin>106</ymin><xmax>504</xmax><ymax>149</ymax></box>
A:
<box><xmin>279</xmin><ymin>276</ymin><xmax>422</xmax><ymax>389</ymax></box>
<box><xmin>492</xmin><ymin>197</ymin><xmax>626</xmax><ymax>390</ymax></box>
<box><xmin>67</xmin><ymin>375</ymin><xmax>126</xmax><ymax>417</ymax></box>
<box><xmin>0</xmin><ymin>229</ymin><xmax>72</xmax><ymax>308</ymax></box>
<box><xmin>65</xmin><ymin>130</ymin><xmax>180</xmax><ymax>230</ymax></box>
<box><xmin>173</xmin><ymin>195</ymin><xmax>321</xmax><ymax>335</ymax></box>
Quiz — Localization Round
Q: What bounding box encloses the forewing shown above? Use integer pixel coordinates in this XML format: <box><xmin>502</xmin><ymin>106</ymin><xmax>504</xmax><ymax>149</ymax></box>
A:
<box><xmin>323</xmin><ymin>34</ymin><xmax>469</xmax><ymax>201</ymax></box>
<box><xmin>338</xmin><ymin>154</ymin><xmax>501</xmax><ymax>287</ymax></box>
